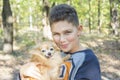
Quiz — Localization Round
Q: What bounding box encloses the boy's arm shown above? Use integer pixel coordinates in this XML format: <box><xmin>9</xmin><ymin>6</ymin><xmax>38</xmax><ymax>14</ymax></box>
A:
<box><xmin>20</xmin><ymin>62</ymin><xmax>42</xmax><ymax>80</ymax></box>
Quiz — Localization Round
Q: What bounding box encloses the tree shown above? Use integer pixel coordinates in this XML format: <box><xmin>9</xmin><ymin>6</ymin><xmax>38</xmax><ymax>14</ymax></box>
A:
<box><xmin>42</xmin><ymin>0</ymin><xmax>53</xmax><ymax>40</ymax></box>
<box><xmin>109</xmin><ymin>0</ymin><xmax>119</xmax><ymax>36</ymax></box>
<box><xmin>98</xmin><ymin>0</ymin><xmax>101</xmax><ymax>33</ymax></box>
<box><xmin>88</xmin><ymin>0</ymin><xmax>91</xmax><ymax>33</ymax></box>
<box><xmin>2</xmin><ymin>0</ymin><xmax>13</xmax><ymax>54</ymax></box>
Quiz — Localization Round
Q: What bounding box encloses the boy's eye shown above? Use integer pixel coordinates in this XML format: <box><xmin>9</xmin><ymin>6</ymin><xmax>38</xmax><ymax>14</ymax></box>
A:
<box><xmin>41</xmin><ymin>49</ymin><xmax>46</xmax><ymax>52</ymax></box>
<box><xmin>53</xmin><ymin>33</ymin><xmax>59</xmax><ymax>36</ymax></box>
<box><xmin>65</xmin><ymin>30</ymin><xmax>72</xmax><ymax>34</ymax></box>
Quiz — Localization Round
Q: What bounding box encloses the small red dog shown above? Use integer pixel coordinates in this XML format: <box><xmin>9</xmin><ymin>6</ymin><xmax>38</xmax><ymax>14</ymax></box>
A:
<box><xmin>20</xmin><ymin>41</ymin><xmax>70</xmax><ymax>80</ymax></box>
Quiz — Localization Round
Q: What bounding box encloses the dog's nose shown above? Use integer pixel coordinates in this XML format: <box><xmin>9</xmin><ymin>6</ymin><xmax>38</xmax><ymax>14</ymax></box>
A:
<box><xmin>48</xmin><ymin>52</ymin><xmax>51</xmax><ymax>56</ymax></box>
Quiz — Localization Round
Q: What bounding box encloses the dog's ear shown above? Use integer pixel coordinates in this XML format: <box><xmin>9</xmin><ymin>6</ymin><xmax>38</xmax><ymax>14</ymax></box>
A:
<box><xmin>28</xmin><ymin>49</ymin><xmax>41</xmax><ymax>55</ymax></box>
<box><xmin>28</xmin><ymin>44</ymin><xmax>42</xmax><ymax>54</ymax></box>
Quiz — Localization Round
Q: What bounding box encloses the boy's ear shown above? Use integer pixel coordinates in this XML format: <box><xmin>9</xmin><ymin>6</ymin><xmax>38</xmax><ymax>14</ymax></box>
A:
<box><xmin>77</xmin><ymin>25</ymin><xmax>83</xmax><ymax>36</ymax></box>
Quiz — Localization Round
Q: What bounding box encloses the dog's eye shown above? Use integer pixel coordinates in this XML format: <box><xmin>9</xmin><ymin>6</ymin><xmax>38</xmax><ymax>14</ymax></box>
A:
<box><xmin>41</xmin><ymin>49</ymin><xmax>46</xmax><ymax>52</ymax></box>
<box><xmin>50</xmin><ymin>47</ymin><xmax>54</xmax><ymax>51</ymax></box>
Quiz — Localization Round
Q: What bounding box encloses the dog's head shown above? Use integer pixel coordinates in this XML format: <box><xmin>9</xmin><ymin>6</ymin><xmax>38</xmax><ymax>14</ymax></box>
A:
<box><xmin>40</xmin><ymin>42</ymin><xmax>55</xmax><ymax>58</ymax></box>
<box><xmin>31</xmin><ymin>41</ymin><xmax>60</xmax><ymax>59</ymax></box>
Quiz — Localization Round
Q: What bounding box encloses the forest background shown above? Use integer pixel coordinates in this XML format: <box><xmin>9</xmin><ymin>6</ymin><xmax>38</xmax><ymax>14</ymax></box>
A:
<box><xmin>0</xmin><ymin>0</ymin><xmax>120</xmax><ymax>80</ymax></box>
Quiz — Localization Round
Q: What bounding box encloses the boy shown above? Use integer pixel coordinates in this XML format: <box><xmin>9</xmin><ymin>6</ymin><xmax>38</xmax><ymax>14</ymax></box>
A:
<box><xmin>49</xmin><ymin>4</ymin><xmax>101</xmax><ymax>80</ymax></box>
<box><xmin>19</xmin><ymin>4</ymin><xmax>101</xmax><ymax>80</ymax></box>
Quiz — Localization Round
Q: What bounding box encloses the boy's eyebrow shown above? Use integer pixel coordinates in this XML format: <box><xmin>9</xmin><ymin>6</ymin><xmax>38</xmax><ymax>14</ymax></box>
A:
<box><xmin>52</xmin><ymin>31</ymin><xmax>59</xmax><ymax>34</ymax></box>
<box><xmin>64</xmin><ymin>29</ymin><xmax>72</xmax><ymax>31</ymax></box>
<box><xmin>52</xmin><ymin>29</ymin><xmax>72</xmax><ymax>34</ymax></box>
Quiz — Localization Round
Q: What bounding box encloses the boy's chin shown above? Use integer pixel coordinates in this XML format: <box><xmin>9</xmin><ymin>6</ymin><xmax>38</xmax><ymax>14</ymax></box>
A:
<box><xmin>61</xmin><ymin>49</ymin><xmax>70</xmax><ymax>53</ymax></box>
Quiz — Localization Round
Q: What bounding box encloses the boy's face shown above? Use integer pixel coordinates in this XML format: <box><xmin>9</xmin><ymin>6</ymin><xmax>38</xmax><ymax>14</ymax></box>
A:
<box><xmin>51</xmin><ymin>21</ymin><xmax>82</xmax><ymax>53</ymax></box>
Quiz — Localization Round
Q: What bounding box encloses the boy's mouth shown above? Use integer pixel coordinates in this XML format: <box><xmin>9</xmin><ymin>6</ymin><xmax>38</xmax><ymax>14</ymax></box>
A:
<box><xmin>61</xmin><ymin>44</ymin><xmax>68</xmax><ymax>49</ymax></box>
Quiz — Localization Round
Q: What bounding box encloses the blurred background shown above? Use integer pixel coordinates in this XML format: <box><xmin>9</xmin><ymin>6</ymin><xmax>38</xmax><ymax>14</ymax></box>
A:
<box><xmin>0</xmin><ymin>0</ymin><xmax>120</xmax><ymax>80</ymax></box>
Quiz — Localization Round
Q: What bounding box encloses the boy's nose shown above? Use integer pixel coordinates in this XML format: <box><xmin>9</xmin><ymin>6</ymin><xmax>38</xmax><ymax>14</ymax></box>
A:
<box><xmin>60</xmin><ymin>35</ymin><xmax>66</xmax><ymax>43</ymax></box>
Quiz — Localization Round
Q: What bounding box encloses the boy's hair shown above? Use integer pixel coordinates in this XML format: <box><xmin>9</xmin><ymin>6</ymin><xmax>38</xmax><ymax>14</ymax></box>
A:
<box><xmin>49</xmin><ymin>4</ymin><xmax>79</xmax><ymax>27</ymax></box>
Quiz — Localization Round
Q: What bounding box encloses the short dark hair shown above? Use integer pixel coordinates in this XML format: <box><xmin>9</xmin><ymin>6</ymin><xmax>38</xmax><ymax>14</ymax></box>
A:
<box><xmin>49</xmin><ymin>4</ymin><xmax>79</xmax><ymax>27</ymax></box>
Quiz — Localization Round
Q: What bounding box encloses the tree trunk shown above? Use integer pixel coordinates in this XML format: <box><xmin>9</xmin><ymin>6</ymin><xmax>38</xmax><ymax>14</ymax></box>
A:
<box><xmin>89</xmin><ymin>0</ymin><xmax>91</xmax><ymax>33</ymax></box>
<box><xmin>109</xmin><ymin>0</ymin><xmax>112</xmax><ymax>23</ymax></box>
<box><xmin>43</xmin><ymin>0</ymin><xmax>49</xmax><ymax>18</ymax></box>
<box><xmin>67</xmin><ymin>0</ymin><xmax>71</xmax><ymax>5</ymax></box>
<box><xmin>98</xmin><ymin>0</ymin><xmax>101</xmax><ymax>33</ymax></box>
<box><xmin>42</xmin><ymin>0</ymin><xmax>52</xmax><ymax>40</ymax></box>
<box><xmin>29</xmin><ymin>7</ymin><xmax>33</xmax><ymax>29</ymax></box>
<box><xmin>109</xmin><ymin>0</ymin><xmax>119</xmax><ymax>36</ymax></box>
<box><xmin>2</xmin><ymin>0</ymin><xmax>13</xmax><ymax>54</ymax></box>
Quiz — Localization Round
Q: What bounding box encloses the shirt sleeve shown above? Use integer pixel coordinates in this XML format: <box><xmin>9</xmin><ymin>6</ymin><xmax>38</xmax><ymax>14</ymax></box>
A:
<box><xmin>75</xmin><ymin>49</ymin><xmax>101</xmax><ymax>80</ymax></box>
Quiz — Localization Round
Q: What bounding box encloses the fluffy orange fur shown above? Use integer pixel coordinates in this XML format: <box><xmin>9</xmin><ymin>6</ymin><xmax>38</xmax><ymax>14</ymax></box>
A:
<box><xmin>20</xmin><ymin>41</ymin><xmax>69</xmax><ymax>80</ymax></box>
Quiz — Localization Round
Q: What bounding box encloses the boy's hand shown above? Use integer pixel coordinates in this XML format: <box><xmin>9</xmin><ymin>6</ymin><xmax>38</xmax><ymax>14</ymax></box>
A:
<box><xmin>20</xmin><ymin>62</ymin><xmax>43</xmax><ymax>80</ymax></box>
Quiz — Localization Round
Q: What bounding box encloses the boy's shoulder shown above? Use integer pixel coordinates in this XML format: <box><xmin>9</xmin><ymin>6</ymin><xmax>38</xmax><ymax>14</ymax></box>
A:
<box><xmin>72</xmin><ymin>48</ymin><xmax>94</xmax><ymax>56</ymax></box>
<box><xmin>79</xmin><ymin>48</ymin><xmax>93</xmax><ymax>53</ymax></box>
<box><xmin>71</xmin><ymin>48</ymin><xmax>98</xmax><ymax>63</ymax></box>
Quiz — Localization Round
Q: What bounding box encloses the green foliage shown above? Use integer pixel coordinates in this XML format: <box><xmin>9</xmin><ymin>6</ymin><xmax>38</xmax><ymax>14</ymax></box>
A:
<box><xmin>9</xmin><ymin>0</ymin><xmax>43</xmax><ymax>30</ymax></box>
<box><xmin>0</xmin><ymin>0</ymin><xmax>119</xmax><ymax>32</ymax></box>
<box><xmin>0</xmin><ymin>0</ymin><xmax>120</xmax><ymax>48</ymax></box>
<box><xmin>14</xmin><ymin>30</ymin><xmax>42</xmax><ymax>49</ymax></box>
<box><xmin>49</xmin><ymin>0</ymin><xmax>67</xmax><ymax>4</ymax></box>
